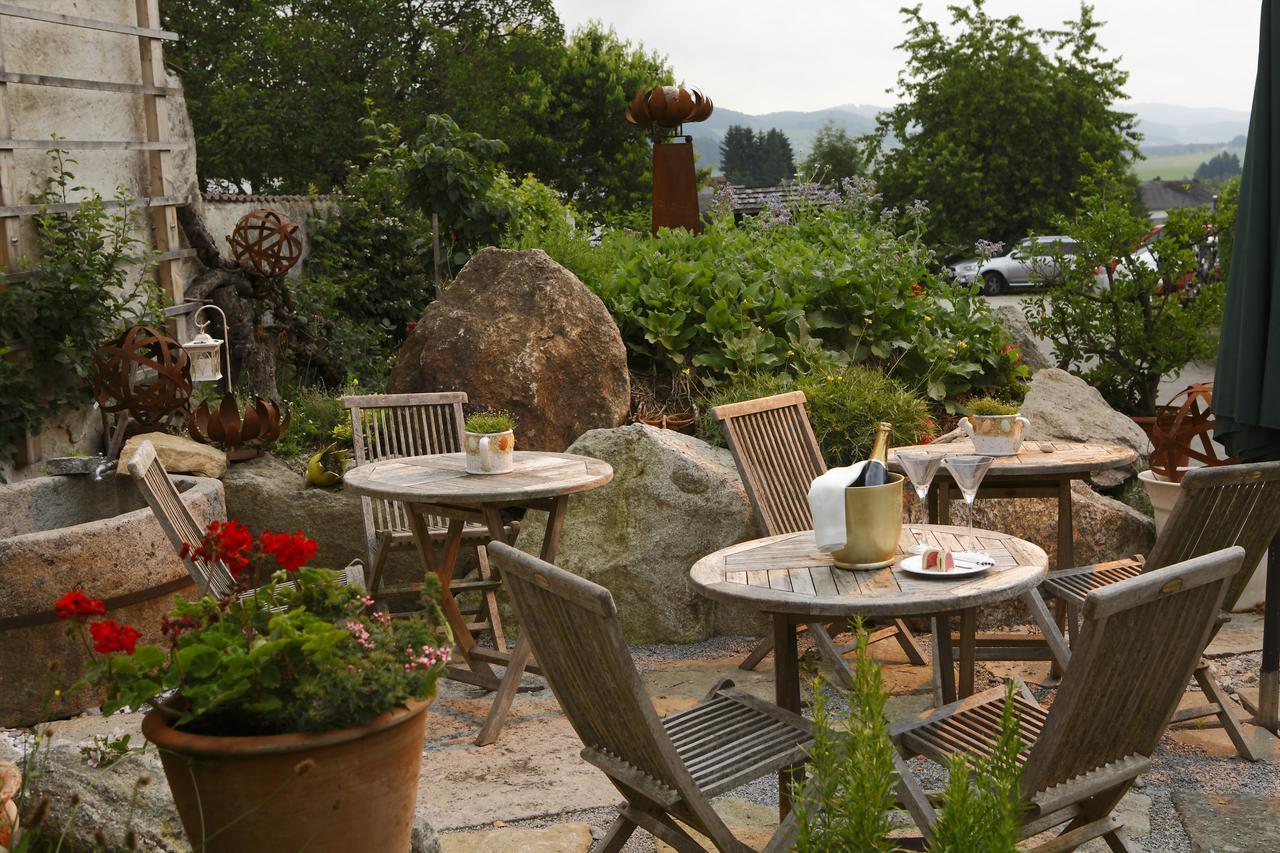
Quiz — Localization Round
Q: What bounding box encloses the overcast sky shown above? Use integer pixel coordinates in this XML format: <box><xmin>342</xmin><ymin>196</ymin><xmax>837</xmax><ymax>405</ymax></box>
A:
<box><xmin>551</xmin><ymin>1</ymin><xmax>1260</xmax><ymax>115</ymax></box>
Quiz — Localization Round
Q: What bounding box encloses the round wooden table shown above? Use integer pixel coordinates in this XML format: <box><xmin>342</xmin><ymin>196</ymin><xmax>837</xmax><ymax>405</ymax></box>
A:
<box><xmin>344</xmin><ymin>451</ymin><xmax>612</xmax><ymax>744</ymax></box>
<box><xmin>691</xmin><ymin>523</ymin><xmax>1049</xmax><ymax>815</ymax></box>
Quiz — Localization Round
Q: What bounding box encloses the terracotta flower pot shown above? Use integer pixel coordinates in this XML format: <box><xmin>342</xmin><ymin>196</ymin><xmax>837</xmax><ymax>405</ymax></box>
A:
<box><xmin>141</xmin><ymin>698</ymin><xmax>431</xmax><ymax>853</ymax></box>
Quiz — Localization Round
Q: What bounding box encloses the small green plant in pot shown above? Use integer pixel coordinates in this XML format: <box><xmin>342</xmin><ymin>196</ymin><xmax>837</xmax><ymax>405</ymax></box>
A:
<box><xmin>57</xmin><ymin>520</ymin><xmax>451</xmax><ymax>853</ymax></box>
<box><xmin>464</xmin><ymin>410</ymin><xmax>516</xmax><ymax>474</ymax></box>
<box><xmin>959</xmin><ymin>396</ymin><xmax>1029</xmax><ymax>456</ymax></box>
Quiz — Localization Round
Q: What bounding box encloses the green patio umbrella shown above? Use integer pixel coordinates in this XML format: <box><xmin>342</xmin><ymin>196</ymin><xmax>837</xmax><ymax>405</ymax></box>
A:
<box><xmin>1213</xmin><ymin>0</ymin><xmax>1280</xmax><ymax>729</ymax></box>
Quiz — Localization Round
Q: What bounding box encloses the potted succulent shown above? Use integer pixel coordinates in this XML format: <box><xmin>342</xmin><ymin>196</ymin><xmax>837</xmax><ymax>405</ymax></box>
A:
<box><xmin>58</xmin><ymin>521</ymin><xmax>450</xmax><ymax>853</ymax></box>
<box><xmin>958</xmin><ymin>397</ymin><xmax>1030</xmax><ymax>456</ymax></box>
<box><xmin>463</xmin><ymin>410</ymin><xmax>516</xmax><ymax>474</ymax></box>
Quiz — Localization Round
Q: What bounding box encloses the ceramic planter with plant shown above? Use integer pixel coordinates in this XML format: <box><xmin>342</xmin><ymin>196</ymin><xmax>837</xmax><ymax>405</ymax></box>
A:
<box><xmin>958</xmin><ymin>397</ymin><xmax>1030</xmax><ymax>456</ymax></box>
<box><xmin>464</xmin><ymin>410</ymin><xmax>516</xmax><ymax>474</ymax></box>
<box><xmin>59</xmin><ymin>521</ymin><xmax>451</xmax><ymax>853</ymax></box>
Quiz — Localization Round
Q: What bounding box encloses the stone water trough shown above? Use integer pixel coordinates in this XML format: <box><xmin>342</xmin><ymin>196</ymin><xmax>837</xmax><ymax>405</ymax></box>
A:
<box><xmin>0</xmin><ymin>472</ymin><xmax>224</xmax><ymax>726</ymax></box>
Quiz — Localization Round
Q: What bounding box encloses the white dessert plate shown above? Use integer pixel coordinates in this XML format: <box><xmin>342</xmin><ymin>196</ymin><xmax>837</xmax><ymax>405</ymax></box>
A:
<box><xmin>898</xmin><ymin>553</ymin><xmax>992</xmax><ymax>579</ymax></box>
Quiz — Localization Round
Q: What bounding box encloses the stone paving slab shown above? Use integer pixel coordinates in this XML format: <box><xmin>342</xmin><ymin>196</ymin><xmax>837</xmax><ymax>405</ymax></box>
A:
<box><xmin>1207</xmin><ymin>613</ymin><xmax>1265</xmax><ymax>657</ymax></box>
<box><xmin>440</xmin><ymin>823</ymin><xmax>593</xmax><ymax>852</ymax></box>
<box><xmin>1173</xmin><ymin>791</ymin><xmax>1280</xmax><ymax>852</ymax></box>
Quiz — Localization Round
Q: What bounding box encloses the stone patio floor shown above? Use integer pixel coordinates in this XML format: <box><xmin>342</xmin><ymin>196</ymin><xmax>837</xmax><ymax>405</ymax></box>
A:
<box><xmin>427</xmin><ymin>614</ymin><xmax>1280</xmax><ymax>852</ymax></box>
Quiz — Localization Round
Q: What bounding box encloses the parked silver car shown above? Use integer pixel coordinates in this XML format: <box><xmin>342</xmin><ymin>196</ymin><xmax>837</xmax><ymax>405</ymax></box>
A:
<box><xmin>951</xmin><ymin>236</ymin><xmax>1082</xmax><ymax>295</ymax></box>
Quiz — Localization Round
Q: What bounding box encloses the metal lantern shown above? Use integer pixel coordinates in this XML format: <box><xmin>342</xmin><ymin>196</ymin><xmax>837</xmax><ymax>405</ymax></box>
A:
<box><xmin>182</xmin><ymin>304</ymin><xmax>232</xmax><ymax>387</ymax></box>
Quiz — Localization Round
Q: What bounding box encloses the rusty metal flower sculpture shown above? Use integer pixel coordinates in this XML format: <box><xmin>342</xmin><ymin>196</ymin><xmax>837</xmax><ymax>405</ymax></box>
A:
<box><xmin>187</xmin><ymin>396</ymin><xmax>291</xmax><ymax>460</ymax></box>
<box><xmin>92</xmin><ymin>325</ymin><xmax>194</xmax><ymax>430</ymax></box>
<box><xmin>227</xmin><ymin>209</ymin><xmax>302</xmax><ymax>280</ymax></box>
<box><xmin>625</xmin><ymin>86</ymin><xmax>714</xmax><ymax>135</ymax></box>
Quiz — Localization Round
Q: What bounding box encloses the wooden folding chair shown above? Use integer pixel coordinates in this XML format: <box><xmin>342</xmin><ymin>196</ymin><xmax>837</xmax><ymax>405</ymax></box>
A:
<box><xmin>489</xmin><ymin>541</ymin><xmax>813</xmax><ymax>853</ymax></box>
<box><xmin>343</xmin><ymin>392</ymin><xmax>508</xmax><ymax>647</ymax></box>
<box><xmin>1038</xmin><ymin>461</ymin><xmax>1280</xmax><ymax>760</ymax></box>
<box><xmin>893</xmin><ymin>547</ymin><xmax>1245</xmax><ymax>851</ymax></box>
<box><xmin>127</xmin><ymin>440</ymin><xmax>365</xmax><ymax>599</ymax></box>
<box><xmin>711</xmin><ymin>391</ymin><xmax>928</xmax><ymax>676</ymax></box>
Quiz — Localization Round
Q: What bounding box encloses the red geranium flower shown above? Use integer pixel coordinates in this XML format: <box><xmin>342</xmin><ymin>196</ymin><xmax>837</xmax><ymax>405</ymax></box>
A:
<box><xmin>90</xmin><ymin>620</ymin><xmax>141</xmax><ymax>655</ymax></box>
<box><xmin>260</xmin><ymin>530</ymin><xmax>318</xmax><ymax>573</ymax></box>
<box><xmin>55</xmin><ymin>590</ymin><xmax>106</xmax><ymax>621</ymax></box>
<box><xmin>185</xmin><ymin>520</ymin><xmax>254</xmax><ymax>578</ymax></box>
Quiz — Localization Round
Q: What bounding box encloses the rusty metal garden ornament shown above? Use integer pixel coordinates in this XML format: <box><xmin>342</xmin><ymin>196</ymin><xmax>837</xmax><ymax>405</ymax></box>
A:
<box><xmin>92</xmin><ymin>325</ymin><xmax>194</xmax><ymax>430</ymax></box>
<box><xmin>625</xmin><ymin>86</ymin><xmax>714</xmax><ymax>237</ymax></box>
<box><xmin>228</xmin><ymin>209</ymin><xmax>303</xmax><ymax>279</ymax></box>
<box><xmin>1150</xmin><ymin>383</ymin><xmax>1236</xmax><ymax>481</ymax></box>
<box><xmin>187</xmin><ymin>396</ymin><xmax>291</xmax><ymax>461</ymax></box>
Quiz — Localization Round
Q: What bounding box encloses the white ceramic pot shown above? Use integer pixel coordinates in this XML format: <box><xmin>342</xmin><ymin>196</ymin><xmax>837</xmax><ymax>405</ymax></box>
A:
<box><xmin>463</xmin><ymin>430</ymin><xmax>515</xmax><ymax>474</ymax></box>
<box><xmin>959</xmin><ymin>414</ymin><xmax>1030</xmax><ymax>456</ymax></box>
<box><xmin>1138</xmin><ymin>469</ymin><xmax>1266</xmax><ymax>610</ymax></box>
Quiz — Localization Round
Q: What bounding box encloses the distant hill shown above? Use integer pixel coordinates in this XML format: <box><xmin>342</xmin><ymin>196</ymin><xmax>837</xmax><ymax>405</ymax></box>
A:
<box><xmin>689</xmin><ymin>101</ymin><xmax>1251</xmax><ymax>175</ymax></box>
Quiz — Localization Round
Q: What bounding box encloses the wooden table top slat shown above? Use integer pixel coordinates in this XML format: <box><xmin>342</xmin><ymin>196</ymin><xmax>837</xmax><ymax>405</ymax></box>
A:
<box><xmin>690</xmin><ymin>525</ymin><xmax>1048</xmax><ymax>618</ymax></box>
<box><xmin>888</xmin><ymin>439</ymin><xmax>1136</xmax><ymax>478</ymax></box>
<box><xmin>342</xmin><ymin>451</ymin><xmax>614</xmax><ymax>504</ymax></box>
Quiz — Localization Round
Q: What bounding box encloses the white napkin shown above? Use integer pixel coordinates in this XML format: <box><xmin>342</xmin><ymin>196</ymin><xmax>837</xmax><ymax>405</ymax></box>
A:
<box><xmin>808</xmin><ymin>462</ymin><xmax>867</xmax><ymax>551</ymax></box>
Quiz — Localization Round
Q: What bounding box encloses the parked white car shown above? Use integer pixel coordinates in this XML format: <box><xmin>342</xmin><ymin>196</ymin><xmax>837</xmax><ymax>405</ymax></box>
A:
<box><xmin>951</xmin><ymin>236</ymin><xmax>1083</xmax><ymax>295</ymax></box>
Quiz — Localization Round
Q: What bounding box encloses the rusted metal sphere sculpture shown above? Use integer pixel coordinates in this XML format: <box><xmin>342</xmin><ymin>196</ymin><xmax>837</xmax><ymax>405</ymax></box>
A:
<box><xmin>227</xmin><ymin>209</ymin><xmax>302</xmax><ymax>279</ymax></box>
<box><xmin>187</xmin><ymin>395</ymin><xmax>291</xmax><ymax>460</ymax></box>
<box><xmin>92</xmin><ymin>325</ymin><xmax>193</xmax><ymax>430</ymax></box>
<box><xmin>1150</xmin><ymin>383</ymin><xmax>1235</xmax><ymax>481</ymax></box>
<box><xmin>625</xmin><ymin>86</ymin><xmax>713</xmax><ymax>131</ymax></box>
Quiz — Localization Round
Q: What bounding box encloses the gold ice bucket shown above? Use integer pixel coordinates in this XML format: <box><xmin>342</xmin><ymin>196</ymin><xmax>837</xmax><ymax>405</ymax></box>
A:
<box><xmin>829</xmin><ymin>472</ymin><xmax>904</xmax><ymax>571</ymax></box>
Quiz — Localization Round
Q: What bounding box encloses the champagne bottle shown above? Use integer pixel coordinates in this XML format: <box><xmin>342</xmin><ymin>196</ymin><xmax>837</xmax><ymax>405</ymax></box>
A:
<box><xmin>850</xmin><ymin>422</ymin><xmax>892</xmax><ymax>487</ymax></box>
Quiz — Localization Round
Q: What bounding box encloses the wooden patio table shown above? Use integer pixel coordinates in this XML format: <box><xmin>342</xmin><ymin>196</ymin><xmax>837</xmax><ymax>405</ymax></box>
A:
<box><xmin>690</xmin><ymin>524</ymin><xmax>1048</xmax><ymax>815</ymax></box>
<box><xmin>343</xmin><ymin>450</ymin><xmax>612</xmax><ymax>745</ymax></box>
<box><xmin>889</xmin><ymin>439</ymin><xmax>1135</xmax><ymax>668</ymax></box>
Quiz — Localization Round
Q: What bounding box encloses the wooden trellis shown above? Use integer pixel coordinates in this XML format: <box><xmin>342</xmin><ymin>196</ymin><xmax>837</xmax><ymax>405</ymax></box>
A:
<box><xmin>0</xmin><ymin>1</ymin><xmax>196</xmax><ymax>317</ymax></box>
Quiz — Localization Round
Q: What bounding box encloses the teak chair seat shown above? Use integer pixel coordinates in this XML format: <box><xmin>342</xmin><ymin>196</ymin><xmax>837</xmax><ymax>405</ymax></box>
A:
<box><xmin>1036</xmin><ymin>461</ymin><xmax>1280</xmax><ymax>760</ymax></box>
<box><xmin>893</xmin><ymin>547</ymin><xmax>1245</xmax><ymax>852</ymax></box>
<box><xmin>489</xmin><ymin>541</ymin><xmax>813</xmax><ymax>853</ymax></box>
<box><xmin>710</xmin><ymin>391</ymin><xmax>928</xmax><ymax>680</ymax></box>
<box><xmin>127</xmin><ymin>440</ymin><xmax>365</xmax><ymax>600</ymax></box>
<box><xmin>343</xmin><ymin>392</ymin><xmax>511</xmax><ymax>644</ymax></box>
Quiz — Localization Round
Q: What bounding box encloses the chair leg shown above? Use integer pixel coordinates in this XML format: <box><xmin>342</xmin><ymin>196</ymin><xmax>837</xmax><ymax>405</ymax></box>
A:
<box><xmin>890</xmin><ymin>619</ymin><xmax>929</xmax><ymax>665</ymax></box>
<box><xmin>1103</xmin><ymin>827</ymin><xmax>1140</xmax><ymax>853</ymax></box>
<box><xmin>475</xmin><ymin>544</ymin><xmax>507</xmax><ymax>653</ymax></box>
<box><xmin>740</xmin><ymin>634</ymin><xmax>774</xmax><ymax>670</ymax></box>
<box><xmin>367</xmin><ymin>535</ymin><xmax>392</xmax><ymax>596</ymax></box>
<box><xmin>593</xmin><ymin>812</ymin><xmax>638</xmax><ymax>853</ymax></box>
<box><xmin>809</xmin><ymin>622</ymin><xmax>855</xmax><ymax>689</ymax></box>
<box><xmin>619</xmin><ymin>803</ymin><xmax>709</xmax><ymax>853</ymax></box>
<box><xmin>1022</xmin><ymin>589</ymin><xmax>1072</xmax><ymax>671</ymax></box>
<box><xmin>1194</xmin><ymin>662</ymin><xmax>1260</xmax><ymax>762</ymax></box>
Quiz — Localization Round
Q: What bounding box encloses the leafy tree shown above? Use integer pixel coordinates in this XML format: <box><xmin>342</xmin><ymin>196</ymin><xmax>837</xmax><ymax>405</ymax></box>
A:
<box><xmin>870</xmin><ymin>1</ymin><xmax>1140</xmax><ymax>252</ymax></box>
<box><xmin>720</xmin><ymin>124</ymin><xmax>762</xmax><ymax>185</ymax></box>
<box><xmin>759</xmin><ymin>129</ymin><xmax>797</xmax><ymax>185</ymax></box>
<box><xmin>1194</xmin><ymin>151</ymin><xmax>1242</xmax><ymax>184</ymax></box>
<box><xmin>802</xmin><ymin>121</ymin><xmax>869</xmax><ymax>183</ymax></box>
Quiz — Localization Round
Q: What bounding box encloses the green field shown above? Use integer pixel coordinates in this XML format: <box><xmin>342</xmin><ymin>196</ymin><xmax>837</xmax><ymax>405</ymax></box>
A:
<box><xmin>1132</xmin><ymin>146</ymin><xmax>1245</xmax><ymax>181</ymax></box>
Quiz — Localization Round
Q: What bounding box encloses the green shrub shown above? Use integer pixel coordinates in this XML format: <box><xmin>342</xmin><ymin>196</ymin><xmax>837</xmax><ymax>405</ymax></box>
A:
<box><xmin>274</xmin><ymin>386</ymin><xmax>348</xmax><ymax>458</ymax></box>
<box><xmin>464</xmin><ymin>411</ymin><xmax>516</xmax><ymax>434</ymax></box>
<box><xmin>965</xmin><ymin>396</ymin><xmax>1019</xmax><ymax>416</ymax></box>
<box><xmin>699</xmin><ymin>366</ymin><xmax>936</xmax><ymax>466</ymax></box>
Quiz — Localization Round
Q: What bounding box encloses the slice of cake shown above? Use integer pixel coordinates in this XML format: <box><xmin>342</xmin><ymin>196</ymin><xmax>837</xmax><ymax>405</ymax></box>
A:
<box><xmin>921</xmin><ymin>547</ymin><xmax>955</xmax><ymax>572</ymax></box>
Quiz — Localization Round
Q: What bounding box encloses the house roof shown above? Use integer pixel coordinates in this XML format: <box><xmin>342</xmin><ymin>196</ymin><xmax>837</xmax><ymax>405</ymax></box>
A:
<box><xmin>1139</xmin><ymin>179</ymin><xmax>1215</xmax><ymax>212</ymax></box>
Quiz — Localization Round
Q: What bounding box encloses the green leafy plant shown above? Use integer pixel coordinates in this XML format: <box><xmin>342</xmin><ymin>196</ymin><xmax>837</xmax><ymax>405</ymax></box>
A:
<box><xmin>699</xmin><ymin>367</ymin><xmax>936</xmax><ymax>466</ymax></box>
<box><xmin>59</xmin><ymin>521</ymin><xmax>450</xmax><ymax>736</ymax></box>
<box><xmin>272</xmin><ymin>385</ymin><xmax>349</xmax><ymax>458</ymax></box>
<box><xmin>965</xmin><ymin>397</ymin><xmax>1019</xmax><ymax>417</ymax></box>
<box><xmin>1025</xmin><ymin>166</ymin><xmax>1225</xmax><ymax>415</ymax></box>
<box><xmin>0</xmin><ymin>152</ymin><xmax>159</xmax><ymax>468</ymax></box>
<box><xmin>465</xmin><ymin>411</ymin><xmax>516</xmax><ymax>434</ymax></box>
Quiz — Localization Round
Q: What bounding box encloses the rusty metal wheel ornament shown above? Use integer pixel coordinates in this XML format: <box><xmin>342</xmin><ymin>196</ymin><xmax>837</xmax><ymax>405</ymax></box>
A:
<box><xmin>91</xmin><ymin>325</ymin><xmax>193</xmax><ymax>430</ymax></box>
<box><xmin>1150</xmin><ymin>383</ymin><xmax>1235</xmax><ymax>481</ymax></box>
<box><xmin>227</xmin><ymin>209</ymin><xmax>303</xmax><ymax>279</ymax></box>
<box><xmin>187</xmin><ymin>394</ymin><xmax>291</xmax><ymax>460</ymax></box>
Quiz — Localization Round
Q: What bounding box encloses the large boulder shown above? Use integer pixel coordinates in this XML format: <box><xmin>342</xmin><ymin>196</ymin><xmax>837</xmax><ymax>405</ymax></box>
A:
<box><xmin>117</xmin><ymin>432</ymin><xmax>228</xmax><ymax>479</ymax></box>
<box><xmin>994</xmin><ymin>305</ymin><xmax>1053</xmax><ymax>371</ymax></box>
<box><xmin>388</xmin><ymin>248</ymin><xmax>630</xmax><ymax>452</ymax></box>
<box><xmin>1020</xmin><ymin>368</ymin><xmax>1150</xmax><ymax>488</ymax></box>
<box><xmin>515</xmin><ymin>425</ymin><xmax>763</xmax><ymax>643</ymax></box>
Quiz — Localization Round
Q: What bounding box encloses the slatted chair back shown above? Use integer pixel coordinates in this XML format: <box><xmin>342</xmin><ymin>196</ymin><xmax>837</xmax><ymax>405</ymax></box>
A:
<box><xmin>489</xmin><ymin>541</ymin><xmax>696</xmax><ymax>799</ymax></box>
<box><xmin>711</xmin><ymin>391</ymin><xmax>826</xmax><ymax>535</ymax></box>
<box><xmin>1145</xmin><ymin>461</ymin><xmax>1280</xmax><ymax>612</ymax></box>
<box><xmin>127</xmin><ymin>440</ymin><xmax>236</xmax><ymax>599</ymax></box>
<box><xmin>1020</xmin><ymin>547</ymin><xmax>1242</xmax><ymax>798</ymax></box>
<box><xmin>342</xmin><ymin>392</ymin><xmax>467</xmax><ymax>550</ymax></box>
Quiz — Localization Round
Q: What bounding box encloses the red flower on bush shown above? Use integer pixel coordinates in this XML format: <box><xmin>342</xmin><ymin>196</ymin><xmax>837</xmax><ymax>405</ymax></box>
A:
<box><xmin>1003</xmin><ymin>342</ymin><xmax>1023</xmax><ymax>366</ymax></box>
<box><xmin>55</xmin><ymin>589</ymin><xmax>106</xmax><ymax>621</ymax></box>
<box><xmin>90</xmin><ymin>619</ymin><xmax>141</xmax><ymax>655</ymax></box>
<box><xmin>260</xmin><ymin>530</ymin><xmax>318</xmax><ymax>573</ymax></box>
<box><xmin>182</xmin><ymin>519</ymin><xmax>254</xmax><ymax>578</ymax></box>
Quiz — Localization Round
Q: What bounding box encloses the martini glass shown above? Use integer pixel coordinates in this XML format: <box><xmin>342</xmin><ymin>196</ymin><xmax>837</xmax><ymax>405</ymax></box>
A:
<box><xmin>943</xmin><ymin>454</ymin><xmax>996</xmax><ymax>559</ymax></box>
<box><xmin>897</xmin><ymin>450</ymin><xmax>943</xmax><ymax>552</ymax></box>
